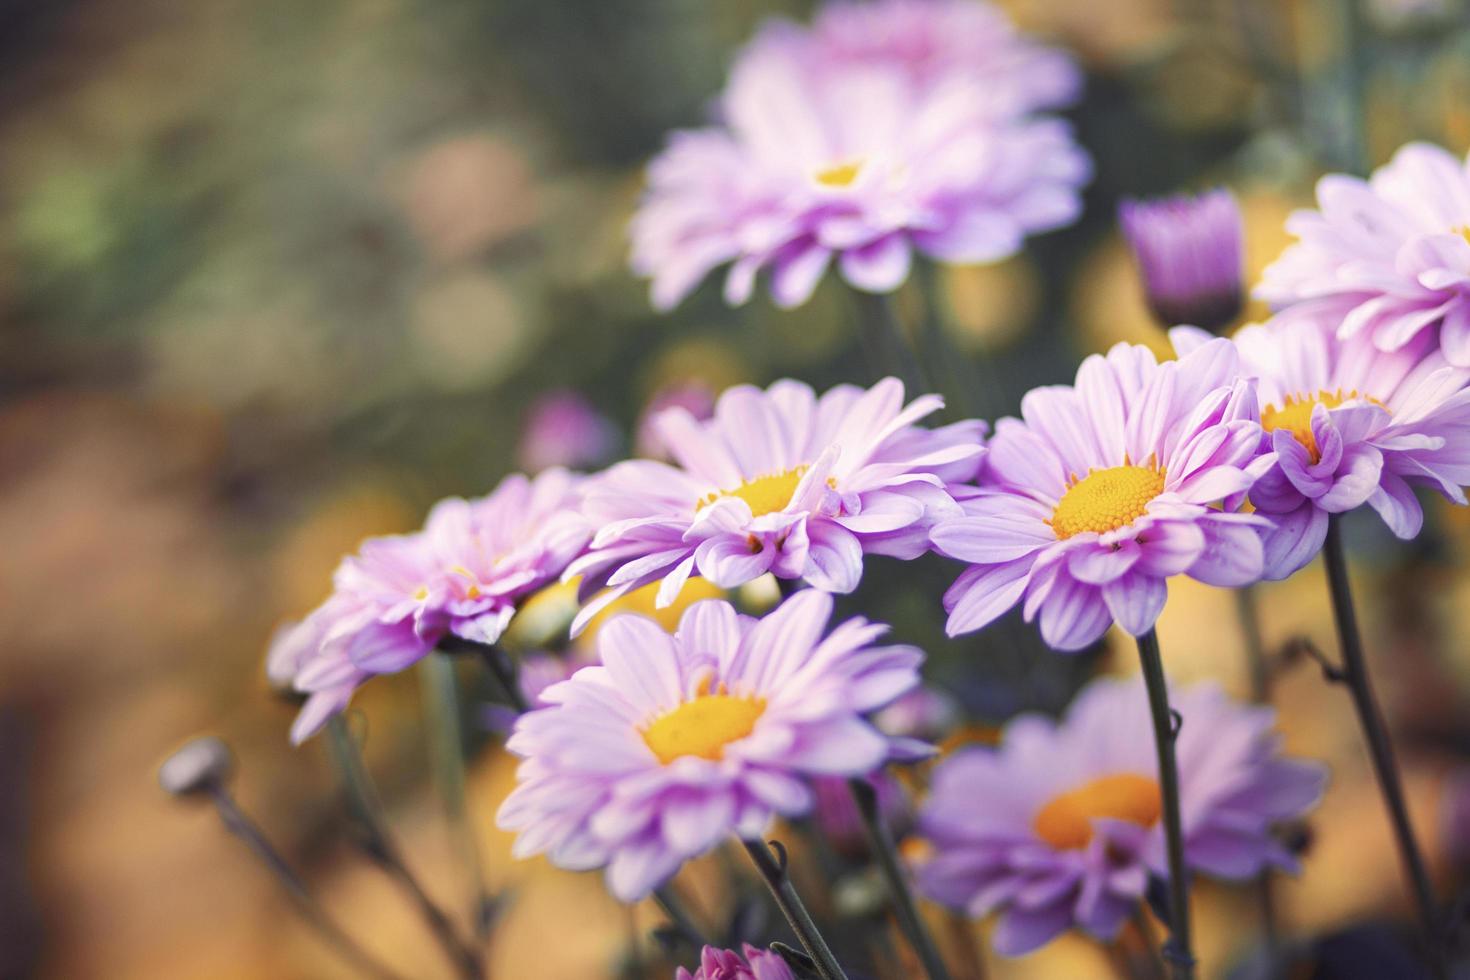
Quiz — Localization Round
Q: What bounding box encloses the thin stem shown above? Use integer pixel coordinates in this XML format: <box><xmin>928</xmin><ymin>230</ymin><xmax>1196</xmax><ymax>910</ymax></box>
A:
<box><xmin>741</xmin><ymin>837</ymin><xmax>849</xmax><ymax>980</ymax></box>
<box><xmin>850</xmin><ymin>288</ymin><xmax>928</xmax><ymax>395</ymax></box>
<box><xmin>479</xmin><ymin>643</ymin><xmax>531</xmax><ymax>714</ymax></box>
<box><xmin>326</xmin><ymin>717</ymin><xmax>484</xmax><ymax>980</ymax></box>
<box><xmin>419</xmin><ymin>655</ymin><xmax>494</xmax><ymax>944</ymax></box>
<box><xmin>1323</xmin><ymin>516</ymin><xmax>1443</xmax><ymax>973</ymax></box>
<box><xmin>1233</xmin><ymin>586</ymin><xmax>1281</xmax><ymax>967</ymax></box>
<box><xmin>847</xmin><ymin>778</ymin><xmax>951</xmax><ymax>980</ymax></box>
<box><xmin>1135</xmin><ymin>630</ymin><xmax>1196</xmax><ymax>980</ymax></box>
<box><xmin>208</xmin><ymin>787</ymin><xmax>404</xmax><ymax>980</ymax></box>
<box><xmin>653</xmin><ymin>884</ymin><xmax>709</xmax><ymax>949</ymax></box>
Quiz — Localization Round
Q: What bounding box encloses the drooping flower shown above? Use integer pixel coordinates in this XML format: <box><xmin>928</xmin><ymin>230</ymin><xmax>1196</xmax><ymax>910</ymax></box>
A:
<box><xmin>565</xmin><ymin>377</ymin><xmax>984</xmax><ymax>636</ymax></box>
<box><xmin>517</xmin><ymin>389</ymin><xmax>619</xmax><ymax>473</ymax></box>
<box><xmin>915</xmin><ymin>676</ymin><xmax>1326</xmax><ymax>956</ymax></box>
<box><xmin>804</xmin><ymin>0</ymin><xmax>1082</xmax><ymax>115</ymax></box>
<box><xmin>269</xmin><ymin>469</ymin><xmax>589</xmax><ymax>743</ymax></box>
<box><xmin>495</xmin><ymin>591</ymin><xmax>926</xmax><ymax>901</ymax></box>
<box><xmin>1175</xmin><ymin>320</ymin><xmax>1470</xmax><ymax>578</ymax></box>
<box><xmin>1257</xmin><ymin>141</ymin><xmax>1470</xmax><ymax>367</ymax></box>
<box><xmin>1119</xmin><ymin>188</ymin><xmax>1244</xmax><ymax>333</ymax></box>
<box><xmin>675</xmin><ymin>944</ymin><xmax>795</xmax><ymax>980</ymax></box>
<box><xmin>630</xmin><ymin>7</ymin><xmax>1090</xmax><ymax>311</ymax></box>
<box><xmin>931</xmin><ymin>336</ymin><xmax>1273</xmax><ymax>650</ymax></box>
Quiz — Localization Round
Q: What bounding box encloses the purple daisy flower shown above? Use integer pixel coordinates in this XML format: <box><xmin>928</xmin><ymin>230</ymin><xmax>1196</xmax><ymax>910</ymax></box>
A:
<box><xmin>1257</xmin><ymin>141</ymin><xmax>1470</xmax><ymax>367</ymax></box>
<box><xmin>495</xmin><ymin>591</ymin><xmax>927</xmax><ymax>902</ymax></box>
<box><xmin>915</xmin><ymin>676</ymin><xmax>1326</xmax><ymax>956</ymax></box>
<box><xmin>517</xmin><ymin>389</ymin><xmax>619</xmax><ymax>473</ymax></box>
<box><xmin>269</xmin><ymin>469</ymin><xmax>590</xmax><ymax>743</ymax></box>
<box><xmin>805</xmin><ymin>0</ymin><xmax>1082</xmax><ymax>116</ymax></box>
<box><xmin>630</xmin><ymin>9</ymin><xmax>1090</xmax><ymax>311</ymax></box>
<box><xmin>1175</xmin><ymin>321</ymin><xmax>1470</xmax><ymax>579</ymax></box>
<box><xmin>564</xmin><ymin>377</ymin><xmax>984</xmax><ymax>636</ymax></box>
<box><xmin>931</xmin><ymin>337</ymin><xmax>1274</xmax><ymax>650</ymax></box>
<box><xmin>1119</xmin><ymin>188</ymin><xmax>1244</xmax><ymax>332</ymax></box>
<box><xmin>676</xmin><ymin>944</ymin><xmax>795</xmax><ymax>980</ymax></box>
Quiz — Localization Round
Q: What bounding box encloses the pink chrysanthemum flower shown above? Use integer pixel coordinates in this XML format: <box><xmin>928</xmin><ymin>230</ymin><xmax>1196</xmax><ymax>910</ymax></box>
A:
<box><xmin>517</xmin><ymin>389</ymin><xmax>619</xmax><ymax>473</ymax></box>
<box><xmin>930</xmin><ymin>337</ymin><xmax>1273</xmax><ymax>650</ymax></box>
<box><xmin>564</xmin><ymin>377</ymin><xmax>984</xmax><ymax>636</ymax></box>
<box><xmin>805</xmin><ymin>0</ymin><xmax>1081</xmax><ymax>115</ymax></box>
<box><xmin>1257</xmin><ymin>142</ymin><xmax>1470</xmax><ymax>367</ymax></box>
<box><xmin>268</xmin><ymin>469</ymin><xmax>589</xmax><ymax>743</ymax></box>
<box><xmin>1175</xmin><ymin>321</ymin><xmax>1470</xmax><ymax>578</ymax></box>
<box><xmin>495</xmin><ymin>592</ymin><xmax>926</xmax><ymax>902</ymax></box>
<box><xmin>630</xmin><ymin>8</ymin><xmax>1090</xmax><ymax>311</ymax></box>
<box><xmin>916</xmin><ymin>676</ymin><xmax>1326</xmax><ymax>956</ymax></box>
<box><xmin>676</xmin><ymin>944</ymin><xmax>795</xmax><ymax>980</ymax></box>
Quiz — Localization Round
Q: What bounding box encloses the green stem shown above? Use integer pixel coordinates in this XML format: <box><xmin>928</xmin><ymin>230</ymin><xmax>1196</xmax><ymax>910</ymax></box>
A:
<box><xmin>420</xmin><ymin>655</ymin><xmax>494</xmax><ymax>944</ymax></box>
<box><xmin>1135</xmin><ymin>630</ymin><xmax>1196</xmax><ymax>980</ymax></box>
<box><xmin>847</xmin><ymin>778</ymin><xmax>951</xmax><ymax>980</ymax></box>
<box><xmin>850</xmin><ymin>289</ymin><xmax>928</xmax><ymax>395</ymax></box>
<box><xmin>325</xmin><ymin>717</ymin><xmax>483</xmax><ymax>979</ymax></box>
<box><xmin>1322</xmin><ymin>517</ymin><xmax>1443</xmax><ymax>974</ymax></box>
<box><xmin>1233</xmin><ymin>586</ymin><xmax>1281</xmax><ymax>969</ymax></box>
<box><xmin>741</xmin><ymin>837</ymin><xmax>849</xmax><ymax>980</ymax></box>
<box><xmin>208</xmin><ymin>786</ymin><xmax>404</xmax><ymax>980</ymax></box>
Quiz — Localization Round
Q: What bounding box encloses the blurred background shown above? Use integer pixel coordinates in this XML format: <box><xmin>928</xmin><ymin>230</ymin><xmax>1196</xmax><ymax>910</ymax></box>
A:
<box><xmin>5</xmin><ymin>0</ymin><xmax>1470</xmax><ymax>976</ymax></box>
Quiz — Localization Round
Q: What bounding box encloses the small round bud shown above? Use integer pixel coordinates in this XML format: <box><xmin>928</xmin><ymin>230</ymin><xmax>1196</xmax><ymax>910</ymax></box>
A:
<box><xmin>158</xmin><ymin>736</ymin><xmax>233</xmax><ymax>796</ymax></box>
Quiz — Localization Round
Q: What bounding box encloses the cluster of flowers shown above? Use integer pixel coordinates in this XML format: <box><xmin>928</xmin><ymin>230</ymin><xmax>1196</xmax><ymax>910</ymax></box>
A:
<box><xmin>266</xmin><ymin>0</ymin><xmax>1470</xmax><ymax>971</ymax></box>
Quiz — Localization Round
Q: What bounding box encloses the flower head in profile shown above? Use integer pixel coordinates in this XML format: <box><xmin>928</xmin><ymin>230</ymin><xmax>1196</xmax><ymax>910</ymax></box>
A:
<box><xmin>1177</xmin><ymin>321</ymin><xmax>1470</xmax><ymax>578</ymax></box>
<box><xmin>1258</xmin><ymin>142</ymin><xmax>1470</xmax><ymax>367</ymax></box>
<box><xmin>676</xmin><ymin>944</ymin><xmax>795</xmax><ymax>980</ymax></box>
<box><xmin>496</xmin><ymin>591</ymin><xmax>926</xmax><ymax>901</ymax></box>
<box><xmin>931</xmin><ymin>337</ymin><xmax>1273</xmax><ymax>650</ymax></box>
<box><xmin>916</xmin><ymin>676</ymin><xmax>1326</xmax><ymax>956</ymax></box>
<box><xmin>630</xmin><ymin>6</ymin><xmax>1089</xmax><ymax>311</ymax></box>
<box><xmin>269</xmin><ymin>469</ymin><xmax>589</xmax><ymax>743</ymax></box>
<box><xmin>565</xmin><ymin>377</ymin><xmax>984</xmax><ymax>636</ymax></box>
<box><xmin>1120</xmin><ymin>189</ymin><xmax>1244</xmax><ymax>333</ymax></box>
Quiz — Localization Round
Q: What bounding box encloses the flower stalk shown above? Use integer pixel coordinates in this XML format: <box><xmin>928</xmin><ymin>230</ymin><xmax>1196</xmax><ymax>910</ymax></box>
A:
<box><xmin>851</xmin><ymin>289</ymin><xmax>928</xmax><ymax>395</ymax></box>
<box><xmin>847</xmin><ymin>777</ymin><xmax>951</xmax><ymax>980</ymax></box>
<box><xmin>741</xmin><ymin>837</ymin><xmax>850</xmax><ymax>980</ymax></box>
<box><xmin>325</xmin><ymin>716</ymin><xmax>484</xmax><ymax>980</ymax></box>
<box><xmin>1322</xmin><ymin>516</ymin><xmax>1443</xmax><ymax>973</ymax></box>
<box><xmin>1135</xmin><ymin>629</ymin><xmax>1196</xmax><ymax>980</ymax></box>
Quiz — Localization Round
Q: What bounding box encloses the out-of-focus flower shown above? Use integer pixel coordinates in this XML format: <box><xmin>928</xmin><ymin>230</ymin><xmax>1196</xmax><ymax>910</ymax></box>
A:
<box><xmin>565</xmin><ymin>377</ymin><xmax>984</xmax><ymax>636</ymax></box>
<box><xmin>270</xmin><ymin>470</ymin><xmax>589</xmax><ymax>743</ymax></box>
<box><xmin>517</xmin><ymin>389</ymin><xmax>619</xmax><ymax>473</ymax></box>
<box><xmin>931</xmin><ymin>336</ymin><xmax>1272</xmax><ymax>650</ymax></box>
<box><xmin>873</xmin><ymin>685</ymin><xmax>962</xmax><ymax>743</ymax></box>
<box><xmin>675</xmin><ymin>944</ymin><xmax>795</xmax><ymax>980</ymax></box>
<box><xmin>812</xmin><ymin>772</ymin><xmax>912</xmax><ymax>854</ymax></box>
<box><xmin>804</xmin><ymin>0</ymin><xmax>1081</xmax><ymax>114</ymax></box>
<box><xmin>1119</xmin><ymin>189</ymin><xmax>1244</xmax><ymax>333</ymax></box>
<box><xmin>496</xmin><ymin>592</ymin><xmax>926</xmax><ymax>901</ymax></box>
<box><xmin>1258</xmin><ymin>142</ymin><xmax>1470</xmax><ymax>367</ymax></box>
<box><xmin>915</xmin><ymin>676</ymin><xmax>1326</xmax><ymax>956</ymax></box>
<box><xmin>158</xmin><ymin>737</ymin><xmax>233</xmax><ymax>796</ymax></box>
<box><xmin>630</xmin><ymin>3</ymin><xmax>1089</xmax><ymax>311</ymax></box>
<box><xmin>1175</xmin><ymin>320</ymin><xmax>1470</xmax><ymax>578</ymax></box>
<box><xmin>635</xmin><ymin>381</ymin><xmax>716</xmax><ymax>460</ymax></box>
<box><xmin>1440</xmin><ymin>766</ymin><xmax>1470</xmax><ymax>867</ymax></box>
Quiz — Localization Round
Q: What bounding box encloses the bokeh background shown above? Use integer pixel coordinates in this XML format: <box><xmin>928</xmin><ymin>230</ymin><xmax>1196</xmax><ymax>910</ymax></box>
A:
<box><xmin>5</xmin><ymin>0</ymin><xmax>1470</xmax><ymax>977</ymax></box>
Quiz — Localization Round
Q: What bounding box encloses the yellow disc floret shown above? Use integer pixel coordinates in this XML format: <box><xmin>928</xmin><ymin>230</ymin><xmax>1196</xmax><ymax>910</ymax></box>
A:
<box><xmin>698</xmin><ymin>466</ymin><xmax>809</xmax><ymax>518</ymax></box>
<box><xmin>813</xmin><ymin>159</ymin><xmax>864</xmax><ymax>188</ymax></box>
<box><xmin>641</xmin><ymin>686</ymin><xmax>767</xmax><ymax>765</ymax></box>
<box><xmin>1048</xmin><ymin>462</ymin><xmax>1166</xmax><ymax>539</ymax></box>
<box><xmin>1261</xmin><ymin>389</ymin><xmax>1366</xmax><ymax>463</ymax></box>
<box><xmin>1033</xmin><ymin>773</ymin><xmax>1163</xmax><ymax>850</ymax></box>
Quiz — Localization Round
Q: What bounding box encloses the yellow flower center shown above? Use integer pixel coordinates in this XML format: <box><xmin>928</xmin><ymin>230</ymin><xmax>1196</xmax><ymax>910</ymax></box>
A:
<box><xmin>448</xmin><ymin>564</ymin><xmax>483</xmax><ymax>599</ymax></box>
<box><xmin>698</xmin><ymin>466</ymin><xmax>810</xmax><ymax>518</ymax></box>
<box><xmin>1260</xmin><ymin>390</ymin><xmax>1366</xmax><ymax>464</ymax></box>
<box><xmin>1048</xmin><ymin>462</ymin><xmax>1166</xmax><ymax>539</ymax></box>
<box><xmin>1033</xmin><ymin>773</ymin><xmax>1163</xmax><ymax>850</ymax></box>
<box><xmin>814</xmin><ymin>159</ymin><xmax>864</xmax><ymax>188</ymax></box>
<box><xmin>641</xmin><ymin>685</ymin><xmax>767</xmax><ymax>765</ymax></box>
